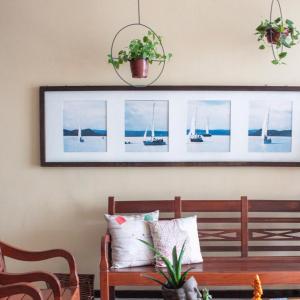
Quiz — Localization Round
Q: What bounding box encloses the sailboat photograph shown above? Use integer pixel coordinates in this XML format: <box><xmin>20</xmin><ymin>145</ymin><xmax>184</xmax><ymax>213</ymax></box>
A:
<box><xmin>63</xmin><ymin>100</ymin><xmax>107</xmax><ymax>152</ymax></box>
<box><xmin>248</xmin><ymin>100</ymin><xmax>292</xmax><ymax>152</ymax></box>
<box><xmin>125</xmin><ymin>100</ymin><xmax>169</xmax><ymax>152</ymax></box>
<box><xmin>187</xmin><ymin>100</ymin><xmax>231</xmax><ymax>152</ymax></box>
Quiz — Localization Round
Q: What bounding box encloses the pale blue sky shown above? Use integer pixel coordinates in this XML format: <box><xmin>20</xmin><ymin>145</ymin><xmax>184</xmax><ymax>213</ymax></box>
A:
<box><xmin>125</xmin><ymin>100</ymin><xmax>168</xmax><ymax>131</ymax></box>
<box><xmin>187</xmin><ymin>100</ymin><xmax>231</xmax><ymax>130</ymax></box>
<box><xmin>63</xmin><ymin>100</ymin><xmax>106</xmax><ymax>130</ymax></box>
<box><xmin>249</xmin><ymin>100</ymin><xmax>292</xmax><ymax>130</ymax></box>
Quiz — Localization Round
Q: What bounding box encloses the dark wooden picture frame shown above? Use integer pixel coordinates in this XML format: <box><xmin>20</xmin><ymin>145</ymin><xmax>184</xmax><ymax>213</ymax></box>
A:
<box><xmin>40</xmin><ymin>85</ymin><xmax>300</xmax><ymax>167</ymax></box>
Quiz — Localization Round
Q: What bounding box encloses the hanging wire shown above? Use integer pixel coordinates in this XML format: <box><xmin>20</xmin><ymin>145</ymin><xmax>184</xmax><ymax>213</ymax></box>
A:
<box><xmin>269</xmin><ymin>0</ymin><xmax>284</xmax><ymax>61</ymax></box>
<box><xmin>137</xmin><ymin>0</ymin><xmax>141</xmax><ymax>24</ymax></box>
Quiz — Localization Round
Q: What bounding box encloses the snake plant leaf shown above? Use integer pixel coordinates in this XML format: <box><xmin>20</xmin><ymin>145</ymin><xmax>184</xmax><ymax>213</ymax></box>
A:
<box><xmin>143</xmin><ymin>274</ymin><xmax>165</xmax><ymax>286</ymax></box>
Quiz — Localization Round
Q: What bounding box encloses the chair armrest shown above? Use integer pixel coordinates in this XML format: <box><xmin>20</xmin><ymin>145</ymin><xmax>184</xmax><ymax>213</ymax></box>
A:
<box><xmin>0</xmin><ymin>283</ymin><xmax>43</xmax><ymax>300</ymax></box>
<box><xmin>100</xmin><ymin>234</ymin><xmax>111</xmax><ymax>271</ymax></box>
<box><xmin>0</xmin><ymin>271</ymin><xmax>61</xmax><ymax>300</ymax></box>
<box><xmin>0</xmin><ymin>241</ymin><xmax>79</xmax><ymax>287</ymax></box>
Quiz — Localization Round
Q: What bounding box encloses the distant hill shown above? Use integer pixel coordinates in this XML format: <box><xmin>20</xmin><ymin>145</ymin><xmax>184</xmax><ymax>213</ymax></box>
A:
<box><xmin>248</xmin><ymin>129</ymin><xmax>292</xmax><ymax>137</ymax></box>
<box><xmin>64</xmin><ymin>129</ymin><xmax>107</xmax><ymax>136</ymax></box>
<box><xmin>125</xmin><ymin>130</ymin><xmax>168</xmax><ymax>137</ymax></box>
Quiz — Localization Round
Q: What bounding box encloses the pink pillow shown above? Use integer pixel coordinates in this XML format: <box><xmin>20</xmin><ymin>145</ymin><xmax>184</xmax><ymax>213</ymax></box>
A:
<box><xmin>148</xmin><ymin>216</ymin><xmax>203</xmax><ymax>267</ymax></box>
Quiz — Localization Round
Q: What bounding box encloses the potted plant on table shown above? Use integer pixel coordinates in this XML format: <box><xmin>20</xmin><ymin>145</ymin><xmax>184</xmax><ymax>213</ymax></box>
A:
<box><xmin>108</xmin><ymin>30</ymin><xmax>172</xmax><ymax>78</ymax></box>
<box><xmin>139</xmin><ymin>239</ymin><xmax>212</xmax><ymax>300</ymax></box>
<box><xmin>255</xmin><ymin>17</ymin><xmax>299</xmax><ymax>64</ymax></box>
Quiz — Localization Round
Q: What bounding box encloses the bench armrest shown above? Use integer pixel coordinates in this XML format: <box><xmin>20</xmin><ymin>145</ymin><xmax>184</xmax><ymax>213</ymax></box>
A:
<box><xmin>0</xmin><ymin>241</ymin><xmax>79</xmax><ymax>287</ymax></box>
<box><xmin>100</xmin><ymin>234</ymin><xmax>111</xmax><ymax>271</ymax></box>
<box><xmin>0</xmin><ymin>271</ymin><xmax>61</xmax><ymax>300</ymax></box>
<box><xmin>0</xmin><ymin>282</ymin><xmax>43</xmax><ymax>300</ymax></box>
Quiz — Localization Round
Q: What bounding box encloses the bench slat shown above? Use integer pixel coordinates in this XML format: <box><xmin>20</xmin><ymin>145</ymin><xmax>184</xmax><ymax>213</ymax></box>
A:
<box><xmin>182</xmin><ymin>200</ymin><xmax>241</xmax><ymax>212</ymax></box>
<box><xmin>114</xmin><ymin>200</ymin><xmax>175</xmax><ymax>214</ymax></box>
<box><xmin>249</xmin><ymin>200</ymin><xmax>300</xmax><ymax>212</ymax></box>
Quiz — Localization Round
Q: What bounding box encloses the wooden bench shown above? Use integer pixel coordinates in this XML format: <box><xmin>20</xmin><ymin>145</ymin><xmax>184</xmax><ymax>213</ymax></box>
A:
<box><xmin>100</xmin><ymin>196</ymin><xmax>300</xmax><ymax>300</ymax></box>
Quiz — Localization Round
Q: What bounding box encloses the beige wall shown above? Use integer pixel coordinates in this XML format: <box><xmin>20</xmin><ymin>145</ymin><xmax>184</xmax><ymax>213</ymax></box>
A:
<box><xmin>1</xmin><ymin>0</ymin><xmax>300</xmax><ymax>288</ymax></box>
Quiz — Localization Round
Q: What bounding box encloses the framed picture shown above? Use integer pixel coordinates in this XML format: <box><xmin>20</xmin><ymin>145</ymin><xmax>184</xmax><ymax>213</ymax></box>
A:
<box><xmin>40</xmin><ymin>86</ymin><xmax>300</xmax><ymax>166</ymax></box>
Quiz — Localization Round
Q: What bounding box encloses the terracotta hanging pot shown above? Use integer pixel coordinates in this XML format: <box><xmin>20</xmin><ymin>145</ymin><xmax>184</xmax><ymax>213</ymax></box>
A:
<box><xmin>130</xmin><ymin>58</ymin><xmax>149</xmax><ymax>78</ymax></box>
<box><xmin>266</xmin><ymin>28</ymin><xmax>289</xmax><ymax>44</ymax></box>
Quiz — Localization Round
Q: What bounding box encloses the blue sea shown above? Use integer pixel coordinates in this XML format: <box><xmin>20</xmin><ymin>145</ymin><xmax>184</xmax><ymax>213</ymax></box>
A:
<box><xmin>248</xmin><ymin>136</ymin><xmax>292</xmax><ymax>152</ymax></box>
<box><xmin>187</xmin><ymin>135</ymin><xmax>230</xmax><ymax>152</ymax></box>
<box><xmin>125</xmin><ymin>137</ymin><xmax>169</xmax><ymax>152</ymax></box>
<box><xmin>64</xmin><ymin>136</ymin><xmax>107</xmax><ymax>152</ymax></box>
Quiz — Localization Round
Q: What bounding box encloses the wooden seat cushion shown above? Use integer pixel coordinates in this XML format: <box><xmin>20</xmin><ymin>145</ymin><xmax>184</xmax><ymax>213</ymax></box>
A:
<box><xmin>0</xmin><ymin>287</ymin><xmax>79</xmax><ymax>300</ymax></box>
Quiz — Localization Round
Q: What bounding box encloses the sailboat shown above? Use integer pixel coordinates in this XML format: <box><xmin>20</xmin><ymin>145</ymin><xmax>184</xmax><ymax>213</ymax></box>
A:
<box><xmin>202</xmin><ymin>117</ymin><xmax>212</xmax><ymax>137</ymax></box>
<box><xmin>78</xmin><ymin>119</ymin><xmax>84</xmax><ymax>143</ymax></box>
<box><xmin>262</xmin><ymin>108</ymin><xmax>272</xmax><ymax>144</ymax></box>
<box><xmin>188</xmin><ymin>107</ymin><xmax>203</xmax><ymax>142</ymax></box>
<box><xmin>143</xmin><ymin>103</ymin><xmax>166</xmax><ymax>146</ymax></box>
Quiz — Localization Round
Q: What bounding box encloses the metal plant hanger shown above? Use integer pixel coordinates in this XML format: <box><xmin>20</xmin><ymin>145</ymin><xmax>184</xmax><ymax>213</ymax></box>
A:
<box><xmin>269</xmin><ymin>0</ymin><xmax>284</xmax><ymax>63</ymax></box>
<box><xmin>109</xmin><ymin>0</ymin><xmax>167</xmax><ymax>87</ymax></box>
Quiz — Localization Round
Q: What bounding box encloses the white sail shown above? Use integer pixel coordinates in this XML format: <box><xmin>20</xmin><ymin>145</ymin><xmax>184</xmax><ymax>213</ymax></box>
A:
<box><xmin>262</xmin><ymin>109</ymin><xmax>270</xmax><ymax>140</ymax></box>
<box><xmin>78</xmin><ymin>122</ymin><xmax>82</xmax><ymax>141</ymax></box>
<box><xmin>151</xmin><ymin>103</ymin><xmax>155</xmax><ymax>141</ymax></box>
<box><xmin>143</xmin><ymin>127</ymin><xmax>148</xmax><ymax>140</ymax></box>
<box><xmin>189</xmin><ymin>106</ymin><xmax>198</xmax><ymax>137</ymax></box>
<box><xmin>205</xmin><ymin>118</ymin><xmax>209</xmax><ymax>134</ymax></box>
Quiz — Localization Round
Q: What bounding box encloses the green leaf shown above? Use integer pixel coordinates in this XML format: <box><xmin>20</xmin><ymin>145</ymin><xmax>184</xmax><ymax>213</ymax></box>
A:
<box><xmin>142</xmin><ymin>274</ymin><xmax>165</xmax><ymax>286</ymax></box>
<box><xmin>157</xmin><ymin>268</ymin><xmax>174</xmax><ymax>287</ymax></box>
<box><xmin>259</xmin><ymin>44</ymin><xmax>265</xmax><ymax>50</ymax></box>
<box><xmin>274</xmin><ymin>17</ymin><xmax>281</xmax><ymax>24</ymax></box>
<box><xmin>178</xmin><ymin>267</ymin><xmax>194</xmax><ymax>286</ymax></box>
<box><xmin>272</xmin><ymin>59</ymin><xmax>279</xmax><ymax>65</ymax></box>
<box><xmin>279</xmin><ymin>51</ymin><xmax>287</xmax><ymax>59</ymax></box>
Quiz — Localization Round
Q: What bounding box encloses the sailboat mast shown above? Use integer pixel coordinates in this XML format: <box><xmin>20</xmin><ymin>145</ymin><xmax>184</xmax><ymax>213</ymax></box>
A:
<box><xmin>151</xmin><ymin>102</ymin><xmax>155</xmax><ymax>141</ymax></box>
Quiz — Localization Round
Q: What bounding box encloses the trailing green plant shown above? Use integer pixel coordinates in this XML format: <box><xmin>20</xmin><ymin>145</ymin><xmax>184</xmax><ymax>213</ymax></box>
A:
<box><xmin>108</xmin><ymin>30</ymin><xmax>172</xmax><ymax>69</ymax></box>
<box><xmin>255</xmin><ymin>17</ymin><xmax>299</xmax><ymax>64</ymax></box>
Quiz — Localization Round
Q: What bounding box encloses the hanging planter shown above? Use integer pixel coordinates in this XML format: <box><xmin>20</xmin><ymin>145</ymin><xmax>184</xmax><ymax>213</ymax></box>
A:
<box><xmin>255</xmin><ymin>0</ymin><xmax>299</xmax><ymax>65</ymax></box>
<box><xmin>108</xmin><ymin>30</ymin><xmax>172</xmax><ymax>79</ymax></box>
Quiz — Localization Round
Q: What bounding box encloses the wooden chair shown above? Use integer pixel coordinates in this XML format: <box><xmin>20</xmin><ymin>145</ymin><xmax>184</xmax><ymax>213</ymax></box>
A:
<box><xmin>0</xmin><ymin>241</ymin><xmax>80</xmax><ymax>300</ymax></box>
<box><xmin>0</xmin><ymin>282</ymin><xmax>43</xmax><ymax>300</ymax></box>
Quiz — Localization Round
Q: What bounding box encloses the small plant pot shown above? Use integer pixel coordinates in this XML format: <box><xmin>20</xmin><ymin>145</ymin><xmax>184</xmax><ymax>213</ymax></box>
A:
<box><xmin>266</xmin><ymin>28</ymin><xmax>289</xmax><ymax>44</ymax></box>
<box><xmin>130</xmin><ymin>58</ymin><xmax>149</xmax><ymax>78</ymax></box>
<box><xmin>161</xmin><ymin>277</ymin><xmax>201</xmax><ymax>300</ymax></box>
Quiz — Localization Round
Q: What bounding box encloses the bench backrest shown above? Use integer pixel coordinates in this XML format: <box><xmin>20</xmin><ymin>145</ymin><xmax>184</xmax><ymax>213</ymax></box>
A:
<box><xmin>247</xmin><ymin>199</ymin><xmax>300</xmax><ymax>255</ymax></box>
<box><xmin>108</xmin><ymin>196</ymin><xmax>247</xmax><ymax>257</ymax></box>
<box><xmin>108</xmin><ymin>196</ymin><xmax>300</xmax><ymax>258</ymax></box>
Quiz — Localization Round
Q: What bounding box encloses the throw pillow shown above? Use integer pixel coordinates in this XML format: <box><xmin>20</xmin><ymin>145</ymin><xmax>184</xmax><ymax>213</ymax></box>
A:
<box><xmin>104</xmin><ymin>211</ymin><xmax>159</xmax><ymax>268</ymax></box>
<box><xmin>148</xmin><ymin>216</ymin><xmax>203</xmax><ymax>267</ymax></box>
